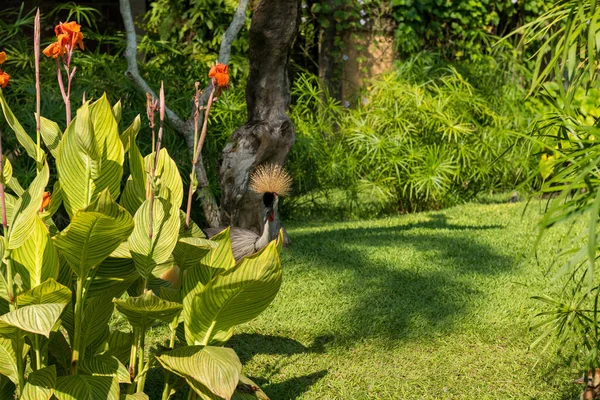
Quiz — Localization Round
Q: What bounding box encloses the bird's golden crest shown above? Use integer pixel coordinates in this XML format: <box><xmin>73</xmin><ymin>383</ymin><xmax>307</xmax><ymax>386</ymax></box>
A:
<box><xmin>249</xmin><ymin>164</ymin><xmax>292</xmax><ymax>196</ymax></box>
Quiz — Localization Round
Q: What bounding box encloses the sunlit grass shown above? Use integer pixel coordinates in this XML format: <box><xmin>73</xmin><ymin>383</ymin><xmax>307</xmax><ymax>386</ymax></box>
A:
<box><xmin>143</xmin><ymin>201</ymin><xmax>580</xmax><ymax>399</ymax></box>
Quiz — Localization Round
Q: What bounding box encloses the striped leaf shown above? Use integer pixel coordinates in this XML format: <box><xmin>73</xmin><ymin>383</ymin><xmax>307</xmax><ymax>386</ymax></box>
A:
<box><xmin>156</xmin><ymin>345</ymin><xmax>241</xmax><ymax>400</ymax></box>
<box><xmin>121</xmin><ymin>394</ymin><xmax>149</xmax><ymax>400</ymax></box>
<box><xmin>16</xmin><ymin>279</ymin><xmax>71</xmax><ymax>307</ymax></box>
<box><xmin>0</xmin><ymin>90</ymin><xmax>41</xmax><ymax>163</ymax></box>
<box><xmin>47</xmin><ymin>331</ymin><xmax>72</xmax><ymax>375</ymax></box>
<box><xmin>80</xmin><ymin>354</ymin><xmax>130</xmax><ymax>383</ymax></box>
<box><xmin>122</xmin><ymin>148</ymin><xmax>182</xmax><ymax>216</ymax></box>
<box><xmin>119</xmin><ymin>114</ymin><xmax>141</xmax><ymax>153</ymax></box>
<box><xmin>54</xmin><ymin>190</ymin><xmax>134</xmax><ymax>278</ymax></box>
<box><xmin>12</xmin><ymin>216</ymin><xmax>59</xmax><ymax>290</ymax></box>
<box><xmin>112</xmin><ymin>100</ymin><xmax>122</xmax><ymax>125</ymax></box>
<box><xmin>80</xmin><ymin>293</ymin><xmax>116</xmax><ymax>356</ymax></box>
<box><xmin>114</xmin><ymin>290</ymin><xmax>182</xmax><ymax>328</ymax></box>
<box><xmin>128</xmin><ymin>196</ymin><xmax>180</xmax><ymax>279</ymax></box>
<box><xmin>174</xmin><ymin>236</ymin><xmax>217</xmax><ymax>272</ymax></box>
<box><xmin>185</xmin><ymin>234</ymin><xmax>282</xmax><ymax>346</ymax></box>
<box><xmin>232</xmin><ymin>374</ymin><xmax>270</xmax><ymax>400</ymax></box>
<box><xmin>204</xmin><ymin>227</ymin><xmax>236</xmax><ymax>270</ymax></box>
<box><xmin>54</xmin><ymin>375</ymin><xmax>119</xmax><ymax>400</ymax></box>
<box><xmin>22</xmin><ymin>365</ymin><xmax>56</xmax><ymax>400</ymax></box>
<box><xmin>0</xmin><ymin>337</ymin><xmax>20</xmax><ymax>384</ymax></box>
<box><xmin>101</xmin><ymin>330</ymin><xmax>133</xmax><ymax>366</ymax></box>
<box><xmin>0</xmin><ymin>374</ymin><xmax>15</xmax><ymax>399</ymax></box>
<box><xmin>120</xmin><ymin>116</ymin><xmax>144</xmax><ymax>214</ymax></box>
<box><xmin>7</xmin><ymin>162</ymin><xmax>49</xmax><ymax>250</ymax></box>
<box><xmin>39</xmin><ymin>116</ymin><xmax>62</xmax><ymax>159</ymax></box>
<box><xmin>57</xmin><ymin>94</ymin><xmax>124</xmax><ymax>216</ymax></box>
<box><xmin>0</xmin><ymin>303</ymin><xmax>67</xmax><ymax>338</ymax></box>
<box><xmin>0</xmin><ymin>193</ymin><xmax>16</xmax><ymax>229</ymax></box>
<box><xmin>89</xmin><ymin>245</ymin><xmax>138</xmax><ymax>300</ymax></box>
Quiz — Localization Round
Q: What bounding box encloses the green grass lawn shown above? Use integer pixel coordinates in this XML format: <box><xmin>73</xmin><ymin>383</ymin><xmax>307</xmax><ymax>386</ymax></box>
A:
<box><xmin>145</xmin><ymin>202</ymin><xmax>581</xmax><ymax>399</ymax></box>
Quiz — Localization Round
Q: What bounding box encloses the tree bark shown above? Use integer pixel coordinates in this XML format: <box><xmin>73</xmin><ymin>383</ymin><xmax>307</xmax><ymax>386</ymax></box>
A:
<box><xmin>219</xmin><ymin>0</ymin><xmax>300</xmax><ymax>233</ymax></box>
<box><xmin>318</xmin><ymin>0</ymin><xmax>341</xmax><ymax>99</ymax></box>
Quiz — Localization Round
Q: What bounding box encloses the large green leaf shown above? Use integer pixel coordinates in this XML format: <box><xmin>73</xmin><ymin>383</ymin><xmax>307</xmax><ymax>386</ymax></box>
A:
<box><xmin>80</xmin><ymin>354</ymin><xmax>130</xmax><ymax>384</ymax></box>
<box><xmin>156</xmin><ymin>345</ymin><xmax>242</xmax><ymax>400</ymax></box>
<box><xmin>119</xmin><ymin>114</ymin><xmax>141</xmax><ymax>153</ymax></box>
<box><xmin>0</xmin><ymin>303</ymin><xmax>67</xmax><ymax>338</ymax></box>
<box><xmin>100</xmin><ymin>330</ymin><xmax>133</xmax><ymax>366</ymax></box>
<box><xmin>88</xmin><ymin>246</ymin><xmax>138</xmax><ymax>300</ymax></box>
<box><xmin>121</xmin><ymin>394</ymin><xmax>149</xmax><ymax>400</ymax></box>
<box><xmin>16</xmin><ymin>279</ymin><xmax>71</xmax><ymax>307</ymax></box>
<box><xmin>0</xmin><ymin>90</ymin><xmax>41</xmax><ymax>163</ymax></box>
<box><xmin>7</xmin><ymin>162</ymin><xmax>49</xmax><ymax>249</ymax></box>
<box><xmin>12</xmin><ymin>215</ymin><xmax>59</xmax><ymax>290</ymax></box>
<box><xmin>232</xmin><ymin>374</ymin><xmax>270</xmax><ymax>400</ymax></box>
<box><xmin>22</xmin><ymin>365</ymin><xmax>56</xmax><ymax>400</ymax></box>
<box><xmin>39</xmin><ymin>116</ymin><xmax>62</xmax><ymax>159</ymax></box>
<box><xmin>113</xmin><ymin>290</ymin><xmax>182</xmax><ymax>328</ymax></box>
<box><xmin>54</xmin><ymin>375</ymin><xmax>119</xmax><ymax>400</ymax></box>
<box><xmin>47</xmin><ymin>331</ymin><xmax>72</xmax><ymax>375</ymax></box>
<box><xmin>54</xmin><ymin>190</ymin><xmax>134</xmax><ymax>278</ymax></box>
<box><xmin>112</xmin><ymin>100</ymin><xmax>122</xmax><ymax>125</ymax></box>
<box><xmin>0</xmin><ymin>337</ymin><xmax>20</xmax><ymax>384</ymax></box>
<box><xmin>80</xmin><ymin>293</ymin><xmax>116</xmax><ymax>356</ymax></box>
<box><xmin>57</xmin><ymin>94</ymin><xmax>124</xmax><ymax>216</ymax></box>
<box><xmin>120</xmin><ymin>116</ymin><xmax>145</xmax><ymax>215</ymax></box>
<box><xmin>185</xmin><ymin>235</ymin><xmax>282</xmax><ymax>346</ymax></box>
<box><xmin>128</xmin><ymin>196</ymin><xmax>180</xmax><ymax>279</ymax></box>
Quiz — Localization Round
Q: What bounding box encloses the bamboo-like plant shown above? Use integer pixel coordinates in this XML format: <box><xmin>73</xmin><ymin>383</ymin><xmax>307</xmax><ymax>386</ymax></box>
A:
<box><xmin>0</xmin><ymin>13</ymin><xmax>281</xmax><ymax>400</ymax></box>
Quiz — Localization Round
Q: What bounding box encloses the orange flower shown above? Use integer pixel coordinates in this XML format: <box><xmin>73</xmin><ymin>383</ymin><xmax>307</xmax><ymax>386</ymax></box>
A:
<box><xmin>0</xmin><ymin>52</ymin><xmax>6</xmax><ymax>65</ymax></box>
<box><xmin>0</xmin><ymin>71</ymin><xmax>9</xmax><ymax>89</ymax></box>
<box><xmin>55</xmin><ymin>21</ymin><xmax>84</xmax><ymax>51</ymax></box>
<box><xmin>43</xmin><ymin>42</ymin><xmax>65</xmax><ymax>59</ymax></box>
<box><xmin>41</xmin><ymin>192</ymin><xmax>51</xmax><ymax>210</ymax></box>
<box><xmin>43</xmin><ymin>21</ymin><xmax>84</xmax><ymax>59</ymax></box>
<box><xmin>208</xmin><ymin>63</ymin><xmax>229</xmax><ymax>88</ymax></box>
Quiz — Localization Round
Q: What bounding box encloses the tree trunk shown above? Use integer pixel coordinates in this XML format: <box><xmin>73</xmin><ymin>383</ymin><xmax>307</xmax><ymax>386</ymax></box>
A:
<box><xmin>218</xmin><ymin>0</ymin><xmax>300</xmax><ymax>233</ymax></box>
<box><xmin>318</xmin><ymin>0</ymin><xmax>341</xmax><ymax>99</ymax></box>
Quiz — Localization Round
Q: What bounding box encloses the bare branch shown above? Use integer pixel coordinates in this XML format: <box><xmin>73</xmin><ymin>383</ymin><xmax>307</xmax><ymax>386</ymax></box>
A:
<box><xmin>118</xmin><ymin>0</ymin><xmax>249</xmax><ymax>227</ymax></box>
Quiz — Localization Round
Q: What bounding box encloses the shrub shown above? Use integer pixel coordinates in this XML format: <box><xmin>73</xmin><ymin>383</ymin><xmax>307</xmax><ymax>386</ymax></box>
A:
<box><xmin>0</xmin><ymin>15</ymin><xmax>282</xmax><ymax>400</ymax></box>
<box><xmin>286</xmin><ymin>51</ymin><xmax>540</xmax><ymax>218</ymax></box>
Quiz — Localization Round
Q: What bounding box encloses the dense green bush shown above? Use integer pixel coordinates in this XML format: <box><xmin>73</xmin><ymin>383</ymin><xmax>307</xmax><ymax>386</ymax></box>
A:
<box><xmin>285</xmin><ymin>51</ymin><xmax>540</xmax><ymax>217</ymax></box>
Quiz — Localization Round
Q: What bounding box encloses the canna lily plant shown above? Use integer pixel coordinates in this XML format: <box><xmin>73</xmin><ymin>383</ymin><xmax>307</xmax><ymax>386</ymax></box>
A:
<box><xmin>0</xmin><ymin>11</ymin><xmax>282</xmax><ymax>400</ymax></box>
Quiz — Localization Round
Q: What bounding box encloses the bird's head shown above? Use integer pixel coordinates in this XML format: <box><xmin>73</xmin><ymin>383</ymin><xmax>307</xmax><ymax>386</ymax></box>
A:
<box><xmin>262</xmin><ymin>192</ymin><xmax>279</xmax><ymax>223</ymax></box>
<box><xmin>250</xmin><ymin>164</ymin><xmax>291</xmax><ymax>228</ymax></box>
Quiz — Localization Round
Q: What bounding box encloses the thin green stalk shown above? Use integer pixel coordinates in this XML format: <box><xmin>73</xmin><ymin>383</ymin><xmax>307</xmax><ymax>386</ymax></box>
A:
<box><xmin>187</xmin><ymin>389</ymin><xmax>197</xmax><ymax>400</ymax></box>
<box><xmin>33</xmin><ymin>335</ymin><xmax>44</xmax><ymax>370</ymax></box>
<box><xmin>185</xmin><ymin>84</ymin><xmax>202</xmax><ymax>230</ymax></box>
<box><xmin>70</xmin><ymin>275</ymin><xmax>85</xmax><ymax>374</ymax></box>
<box><xmin>136</xmin><ymin>324</ymin><xmax>147</xmax><ymax>394</ymax></box>
<box><xmin>161</xmin><ymin>317</ymin><xmax>179</xmax><ymax>400</ymax></box>
<box><xmin>14</xmin><ymin>332</ymin><xmax>24</xmax><ymax>394</ymax></box>
<box><xmin>128</xmin><ymin>327</ymin><xmax>139</xmax><ymax>394</ymax></box>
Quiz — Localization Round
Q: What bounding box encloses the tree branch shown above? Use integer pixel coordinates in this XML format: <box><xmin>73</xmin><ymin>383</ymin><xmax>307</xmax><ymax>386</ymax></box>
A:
<box><xmin>119</xmin><ymin>0</ymin><xmax>249</xmax><ymax>227</ymax></box>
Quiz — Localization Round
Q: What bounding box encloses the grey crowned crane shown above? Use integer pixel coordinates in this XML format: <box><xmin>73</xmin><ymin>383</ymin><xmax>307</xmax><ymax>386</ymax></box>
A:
<box><xmin>160</xmin><ymin>164</ymin><xmax>291</xmax><ymax>286</ymax></box>
<box><xmin>204</xmin><ymin>164</ymin><xmax>292</xmax><ymax>262</ymax></box>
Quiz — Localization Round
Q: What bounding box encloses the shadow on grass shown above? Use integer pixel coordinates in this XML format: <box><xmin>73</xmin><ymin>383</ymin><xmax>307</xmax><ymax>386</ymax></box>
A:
<box><xmin>227</xmin><ymin>333</ymin><xmax>332</xmax><ymax>399</ymax></box>
<box><xmin>286</xmin><ymin>212</ymin><xmax>511</xmax><ymax>342</ymax></box>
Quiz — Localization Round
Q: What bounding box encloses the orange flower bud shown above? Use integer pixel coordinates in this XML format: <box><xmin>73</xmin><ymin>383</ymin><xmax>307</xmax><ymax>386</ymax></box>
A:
<box><xmin>0</xmin><ymin>71</ymin><xmax>9</xmax><ymax>89</ymax></box>
<box><xmin>0</xmin><ymin>52</ymin><xmax>6</xmax><ymax>65</ymax></box>
<box><xmin>41</xmin><ymin>192</ymin><xmax>51</xmax><ymax>210</ymax></box>
<box><xmin>208</xmin><ymin>63</ymin><xmax>229</xmax><ymax>89</ymax></box>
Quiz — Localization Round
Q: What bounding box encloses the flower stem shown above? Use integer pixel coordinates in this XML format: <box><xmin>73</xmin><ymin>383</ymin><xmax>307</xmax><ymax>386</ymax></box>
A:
<box><xmin>161</xmin><ymin>316</ymin><xmax>179</xmax><ymax>400</ymax></box>
<box><xmin>186</xmin><ymin>83</ymin><xmax>216</xmax><ymax>230</ymax></box>
<box><xmin>136</xmin><ymin>325</ymin><xmax>147</xmax><ymax>394</ymax></box>
<box><xmin>34</xmin><ymin>9</ymin><xmax>41</xmax><ymax>160</ymax></box>
<box><xmin>71</xmin><ymin>275</ymin><xmax>85</xmax><ymax>374</ymax></box>
<box><xmin>128</xmin><ymin>326</ymin><xmax>139</xmax><ymax>393</ymax></box>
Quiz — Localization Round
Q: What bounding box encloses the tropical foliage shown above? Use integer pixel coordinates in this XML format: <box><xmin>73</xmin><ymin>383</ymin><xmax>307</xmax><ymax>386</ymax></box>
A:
<box><xmin>513</xmin><ymin>0</ymin><xmax>600</xmax><ymax>382</ymax></box>
<box><xmin>0</xmin><ymin>15</ymin><xmax>283</xmax><ymax>400</ymax></box>
<box><xmin>286</xmin><ymin>50</ymin><xmax>539</xmax><ymax>216</ymax></box>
